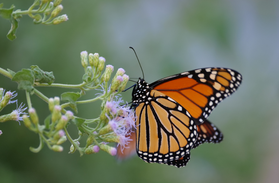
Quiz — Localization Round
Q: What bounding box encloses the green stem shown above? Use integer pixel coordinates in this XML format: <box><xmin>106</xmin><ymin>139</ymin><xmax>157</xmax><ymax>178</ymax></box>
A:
<box><xmin>79</xmin><ymin>124</ymin><xmax>100</xmax><ymax>146</ymax></box>
<box><xmin>81</xmin><ymin>124</ymin><xmax>94</xmax><ymax>133</ymax></box>
<box><xmin>37</xmin><ymin>2</ymin><xmax>50</xmax><ymax>12</ymax></box>
<box><xmin>25</xmin><ymin>91</ymin><xmax>32</xmax><ymax>109</ymax></box>
<box><xmin>29</xmin><ymin>135</ymin><xmax>44</xmax><ymax>153</ymax></box>
<box><xmin>84</xmin><ymin>118</ymin><xmax>100</xmax><ymax>124</ymax></box>
<box><xmin>76</xmin><ymin>94</ymin><xmax>105</xmax><ymax>104</ymax></box>
<box><xmin>33</xmin><ymin>89</ymin><xmax>49</xmax><ymax>103</ymax></box>
<box><xmin>92</xmin><ymin>117</ymin><xmax>102</xmax><ymax>130</ymax></box>
<box><xmin>14</xmin><ymin>2</ymin><xmax>50</xmax><ymax>16</ymax></box>
<box><xmin>40</xmin><ymin>132</ymin><xmax>52</xmax><ymax>149</ymax></box>
<box><xmin>64</xmin><ymin>127</ymin><xmax>83</xmax><ymax>156</ymax></box>
<box><xmin>0</xmin><ymin>67</ymin><xmax>13</xmax><ymax>79</ymax></box>
<box><xmin>37</xmin><ymin>82</ymin><xmax>87</xmax><ymax>89</ymax></box>
<box><xmin>60</xmin><ymin>103</ymin><xmax>71</xmax><ymax>109</ymax></box>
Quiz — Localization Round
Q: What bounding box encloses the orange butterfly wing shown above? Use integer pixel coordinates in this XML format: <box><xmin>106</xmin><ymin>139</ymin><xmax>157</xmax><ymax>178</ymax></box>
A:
<box><xmin>192</xmin><ymin>118</ymin><xmax>223</xmax><ymax>149</ymax></box>
<box><xmin>150</xmin><ymin>68</ymin><xmax>242</xmax><ymax>124</ymax></box>
<box><xmin>130</xmin><ymin>67</ymin><xmax>242</xmax><ymax>168</ymax></box>
<box><xmin>116</xmin><ymin>119</ymin><xmax>223</xmax><ymax>167</ymax></box>
<box><xmin>134</xmin><ymin>89</ymin><xmax>197</xmax><ymax>165</ymax></box>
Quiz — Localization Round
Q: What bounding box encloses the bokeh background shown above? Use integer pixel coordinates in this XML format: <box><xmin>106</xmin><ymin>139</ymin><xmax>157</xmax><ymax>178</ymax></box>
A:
<box><xmin>1</xmin><ymin>0</ymin><xmax>279</xmax><ymax>183</ymax></box>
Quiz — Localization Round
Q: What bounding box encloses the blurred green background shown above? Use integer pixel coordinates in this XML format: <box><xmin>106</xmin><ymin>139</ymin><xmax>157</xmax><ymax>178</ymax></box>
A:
<box><xmin>1</xmin><ymin>0</ymin><xmax>279</xmax><ymax>183</ymax></box>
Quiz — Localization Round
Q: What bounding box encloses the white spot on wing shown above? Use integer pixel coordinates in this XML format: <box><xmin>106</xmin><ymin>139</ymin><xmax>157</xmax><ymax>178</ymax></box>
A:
<box><xmin>178</xmin><ymin>106</ymin><xmax>182</xmax><ymax>111</ymax></box>
<box><xmin>198</xmin><ymin>73</ymin><xmax>205</xmax><ymax>78</ymax></box>
<box><xmin>195</xmin><ymin>69</ymin><xmax>201</xmax><ymax>73</ymax></box>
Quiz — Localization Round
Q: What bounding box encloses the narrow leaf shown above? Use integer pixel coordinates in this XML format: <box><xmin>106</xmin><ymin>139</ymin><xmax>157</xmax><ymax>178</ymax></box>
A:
<box><xmin>44</xmin><ymin>114</ymin><xmax>51</xmax><ymax>129</ymax></box>
<box><xmin>7</xmin><ymin>18</ymin><xmax>18</xmax><ymax>40</ymax></box>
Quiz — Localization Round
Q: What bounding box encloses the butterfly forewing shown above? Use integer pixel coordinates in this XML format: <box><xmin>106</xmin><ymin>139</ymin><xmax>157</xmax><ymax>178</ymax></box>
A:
<box><xmin>150</xmin><ymin>67</ymin><xmax>242</xmax><ymax>124</ymax></box>
<box><xmin>133</xmin><ymin>79</ymin><xmax>197</xmax><ymax>165</ymax></box>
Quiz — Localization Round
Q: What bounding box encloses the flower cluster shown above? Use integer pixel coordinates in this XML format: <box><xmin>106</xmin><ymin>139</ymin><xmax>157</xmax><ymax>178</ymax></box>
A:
<box><xmin>22</xmin><ymin>97</ymin><xmax>72</xmax><ymax>152</ymax></box>
<box><xmin>0</xmin><ymin>88</ymin><xmax>27</xmax><ymax>126</ymax></box>
<box><xmin>0</xmin><ymin>0</ymin><xmax>68</xmax><ymax>40</ymax></box>
<box><xmin>99</xmin><ymin>97</ymin><xmax>136</xmax><ymax>153</ymax></box>
<box><xmin>0</xmin><ymin>0</ymin><xmax>135</xmax><ymax>162</ymax></box>
<box><xmin>77</xmin><ymin>52</ymin><xmax>135</xmax><ymax>155</ymax></box>
<box><xmin>0</xmin><ymin>50</ymin><xmax>134</xmax><ymax>158</ymax></box>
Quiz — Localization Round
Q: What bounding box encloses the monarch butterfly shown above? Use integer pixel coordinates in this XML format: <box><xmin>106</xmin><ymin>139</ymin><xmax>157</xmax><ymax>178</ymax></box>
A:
<box><xmin>130</xmin><ymin>67</ymin><xmax>242</xmax><ymax>167</ymax></box>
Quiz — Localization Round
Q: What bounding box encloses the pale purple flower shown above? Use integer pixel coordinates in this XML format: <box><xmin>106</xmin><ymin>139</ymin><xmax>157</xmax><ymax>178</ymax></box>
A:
<box><xmin>58</xmin><ymin>130</ymin><xmax>65</xmax><ymax>137</ymax></box>
<box><xmin>116</xmin><ymin>76</ymin><xmax>123</xmax><ymax>82</ymax></box>
<box><xmin>6</xmin><ymin>91</ymin><xmax>18</xmax><ymax>104</ymax></box>
<box><xmin>105</xmin><ymin>101</ymin><xmax>118</xmax><ymax>115</ymax></box>
<box><xmin>116</xmin><ymin>68</ymin><xmax>125</xmax><ymax>76</ymax></box>
<box><xmin>108</xmin><ymin>119</ymin><xmax>118</xmax><ymax>131</ymax></box>
<box><xmin>65</xmin><ymin>110</ymin><xmax>73</xmax><ymax>119</ymax></box>
<box><xmin>118</xmin><ymin>134</ymin><xmax>132</xmax><ymax>152</ymax></box>
<box><xmin>12</xmin><ymin>103</ymin><xmax>27</xmax><ymax>122</ymax></box>
<box><xmin>93</xmin><ymin>145</ymin><xmax>100</xmax><ymax>153</ymax></box>
<box><xmin>54</xmin><ymin>105</ymin><xmax>62</xmax><ymax>111</ymax></box>
<box><xmin>110</xmin><ymin>147</ymin><xmax>117</xmax><ymax>156</ymax></box>
<box><xmin>0</xmin><ymin>90</ymin><xmax>18</xmax><ymax>107</ymax></box>
<box><xmin>105</xmin><ymin>99</ymin><xmax>136</xmax><ymax>151</ymax></box>
<box><xmin>99</xmin><ymin>56</ymin><xmax>106</xmax><ymax>62</ymax></box>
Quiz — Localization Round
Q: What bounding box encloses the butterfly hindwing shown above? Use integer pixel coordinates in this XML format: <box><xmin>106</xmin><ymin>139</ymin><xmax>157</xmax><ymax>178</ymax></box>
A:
<box><xmin>166</xmin><ymin>154</ymin><xmax>191</xmax><ymax>168</ymax></box>
<box><xmin>192</xmin><ymin>119</ymin><xmax>223</xmax><ymax>149</ymax></box>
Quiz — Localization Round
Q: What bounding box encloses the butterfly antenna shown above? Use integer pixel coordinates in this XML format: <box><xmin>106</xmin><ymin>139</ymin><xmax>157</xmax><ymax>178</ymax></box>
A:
<box><xmin>129</xmin><ymin>46</ymin><xmax>145</xmax><ymax>79</ymax></box>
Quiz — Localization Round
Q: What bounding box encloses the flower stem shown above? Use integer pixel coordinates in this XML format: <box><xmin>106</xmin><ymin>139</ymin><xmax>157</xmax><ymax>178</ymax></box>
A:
<box><xmin>0</xmin><ymin>67</ymin><xmax>13</xmax><ymax>79</ymax></box>
<box><xmin>37</xmin><ymin>82</ymin><xmax>87</xmax><ymax>89</ymax></box>
<box><xmin>33</xmin><ymin>89</ymin><xmax>49</xmax><ymax>103</ymax></box>
<box><xmin>29</xmin><ymin>135</ymin><xmax>44</xmax><ymax>153</ymax></box>
<box><xmin>76</xmin><ymin>94</ymin><xmax>105</xmax><ymax>104</ymax></box>
<box><xmin>64</xmin><ymin>127</ymin><xmax>83</xmax><ymax>156</ymax></box>
<box><xmin>25</xmin><ymin>91</ymin><xmax>32</xmax><ymax>109</ymax></box>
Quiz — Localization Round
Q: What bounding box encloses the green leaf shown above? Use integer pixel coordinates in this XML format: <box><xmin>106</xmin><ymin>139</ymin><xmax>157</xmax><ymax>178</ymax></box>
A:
<box><xmin>12</xmin><ymin>69</ymin><xmax>34</xmax><ymax>92</ymax></box>
<box><xmin>61</xmin><ymin>92</ymin><xmax>81</xmax><ymax>102</ymax></box>
<box><xmin>82</xmin><ymin>72</ymin><xmax>92</xmax><ymax>83</ymax></box>
<box><xmin>7</xmin><ymin>18</ymin><xmax>18</xmax><ymax>41</ymax></box>
<box><xmin>72</xmin><ymin>117</ymin><xmax>86</xmax><ymax>127</ymax></box>
<box><xmin>0</xmin><ymin>4</ymin><xmax>15</xmax><ymax>19</ymax></box>
<box><xmin>44</xmin><ymin>114</ymin><xmax>51</xmax><ymax>129</ymax></box>
<box><xmin>61</xmin><ymin>92</ymin><xmax>80</xmax><ymax>112</ymax></box>
<box><xmin>0</xmin><ymin>4</ymin><xmax>18</xmax><ymax>40</ymax></box>
<box><xmin>30</xmin><ymin>65</ymin><xmax>55</xmax><ymax>84</ymax></box>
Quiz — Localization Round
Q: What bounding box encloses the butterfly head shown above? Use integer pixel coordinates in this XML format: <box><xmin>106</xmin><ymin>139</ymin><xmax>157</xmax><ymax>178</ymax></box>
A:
<box><xmin>132</xmin><ymin>78</ymin><xmax>151</xmax><ymax>106</ymax></box>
